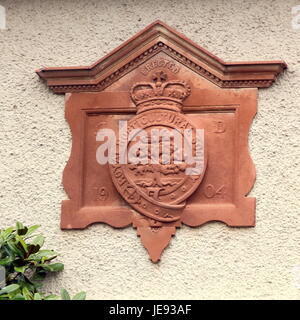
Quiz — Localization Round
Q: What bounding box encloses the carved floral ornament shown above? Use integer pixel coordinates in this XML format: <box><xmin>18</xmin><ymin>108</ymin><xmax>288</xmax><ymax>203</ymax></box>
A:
<box><xmin>37</xmin><ymin>21</ymin><xmax>286</xmax><ymax>262</ymax></box>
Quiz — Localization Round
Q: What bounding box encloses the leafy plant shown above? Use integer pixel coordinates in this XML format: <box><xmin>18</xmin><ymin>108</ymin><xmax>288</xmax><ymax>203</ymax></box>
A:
<box><xmin>0</xmin><ymin>222</ymin><xmax>86</xmax><ymax>300</ymax></box>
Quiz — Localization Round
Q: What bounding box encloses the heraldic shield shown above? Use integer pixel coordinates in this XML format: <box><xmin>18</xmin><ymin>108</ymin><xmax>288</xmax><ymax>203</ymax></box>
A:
<box><xmin>36</xmin><ymin>21</ymin><xmax>286</xmax><ymax>262</ymax></box>
<box><xmin>109</xmin><ymin>71</ymin><xmax>207</xmax><ymax>223</ymax></box>
<box><xmin>108</xmin><ymin>71</ymin><xmax>207</xmax><ymax>261</ymax></box>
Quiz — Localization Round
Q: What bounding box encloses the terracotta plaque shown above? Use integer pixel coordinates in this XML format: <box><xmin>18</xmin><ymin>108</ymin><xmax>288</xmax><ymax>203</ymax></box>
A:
<box><xmin>37</xmin><ymin>21</ymin><xmax>286</xmax><ymax>262</ymax></box>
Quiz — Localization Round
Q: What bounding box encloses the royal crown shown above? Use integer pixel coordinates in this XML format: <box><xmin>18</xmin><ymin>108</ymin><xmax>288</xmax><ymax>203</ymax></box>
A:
<box><xmin>130</xmin><ymin>71</ymin><xmax>191</xmax><ymax>114</ymax></box>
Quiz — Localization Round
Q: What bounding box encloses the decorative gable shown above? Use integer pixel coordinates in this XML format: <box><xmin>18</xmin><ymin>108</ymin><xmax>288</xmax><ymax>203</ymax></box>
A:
<box><xmin>37</xmin><ymin>20</ymin><xmax>286</xmax><ymax>93</ymax></box>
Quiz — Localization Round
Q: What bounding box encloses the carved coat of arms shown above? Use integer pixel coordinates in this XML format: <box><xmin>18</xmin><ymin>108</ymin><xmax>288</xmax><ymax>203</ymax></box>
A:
<box><xmin>37</xmin><ymin>21</ymin><xmax>286</xmax><ymax>262</ymax></box>
<box><xmin>110</xmin><ymin>71</ymin><xmax>206</xmax><ymax>224</ymax></box>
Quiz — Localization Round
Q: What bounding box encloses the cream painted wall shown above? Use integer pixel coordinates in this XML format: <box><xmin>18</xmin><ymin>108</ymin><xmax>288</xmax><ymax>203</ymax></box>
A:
<box><xmin>0</xmin><ymin>0</ymin><xmax>299</xmax><ymax>299</ymax></box>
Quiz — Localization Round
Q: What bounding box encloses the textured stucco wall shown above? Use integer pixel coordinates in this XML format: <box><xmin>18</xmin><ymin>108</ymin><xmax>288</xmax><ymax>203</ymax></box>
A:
<box><xmin>0</xmin><ymin>0</ymin><xmax>299</xmax><ymax>299</ymax></box>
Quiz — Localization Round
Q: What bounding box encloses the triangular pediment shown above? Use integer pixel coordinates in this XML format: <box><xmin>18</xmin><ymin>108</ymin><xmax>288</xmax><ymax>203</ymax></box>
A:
<box><xmin>37</xmin><ymin>20</ymin><xmax>286</xmax><ymax>93</ymax></box>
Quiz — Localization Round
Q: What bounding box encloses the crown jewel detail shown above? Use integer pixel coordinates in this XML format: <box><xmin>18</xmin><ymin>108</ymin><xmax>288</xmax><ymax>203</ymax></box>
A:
<box><xmin>130</xmin><ymin>71</ymin><xmax>191</xmax><ymax>113</ymax></box>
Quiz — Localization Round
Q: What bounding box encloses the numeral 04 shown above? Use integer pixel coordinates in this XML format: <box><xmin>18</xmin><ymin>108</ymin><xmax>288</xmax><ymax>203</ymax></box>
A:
<box><xmin>204</xmin><ymin>184</ymin><xmax>225</xmax><ymax>198</ymax></box>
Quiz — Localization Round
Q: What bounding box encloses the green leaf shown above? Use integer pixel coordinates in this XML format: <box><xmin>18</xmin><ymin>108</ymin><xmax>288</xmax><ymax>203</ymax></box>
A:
<box><xmin>44</xmin><ymin>294</ymin><xmax>59</xmax><ymax>300</ymax></box>
<box><xmin>31</xmin><ymin>280</ymin><xmax>44</xmax><ymax>289</ymax></box>
<box><xmin>31</xmin><ymin>235</ymin><xmax>44</xmax><ymax>248</ymax></box>
<box><xmin>72</xmin><ymin>291</ymin><xmax>86</xmax><ymax>300</ymax></box>
<box><xmin>0</xmin><ymin>257</ymin><xmax>12</xmax><ymax>266</ymax></box>
<box><xmin>1</xmin><ymin>227</ymin><xmax>14</xmax><ymax>239</ymax></box>
<box><xmin>22</xmin><ymin>287</ymin><xmax>33</xmax><ymax>300</ymax></box>
<box><xmin>60</xmin><ymin>288</ymin><xmax>71</xmax><ymax>300</ymax></box>
<box><xmin>42</xmin><ymin>263</ymin><xmax>64</xmax><ymax>272</ymax></box>
<box><xmin>29</xmin><ymin>249</ymin><xmax>57</xmax><ymax>262</ymax></box>
<box><xmin>16</xmin><ymin>234</ymin><xmax>28</xmax><ymax>253</ymax></box>
<box><xmin>31</xmin><ymin>269</ymin><xmax>47</xmax><ymax>282</ymax></box>
<box><xmin>0</xmin><ymin>284</ymin><xmax>20</xmax><ymax>295</ymax></box>
<box><xmin>17</xmin><ymin>273</ymin><xmax>37</xmax><ymax>292</ymax></box>
<box><xmin>7</xmin><ymin>241</ymin><xmax>24</xmax><ymax>257</ymax></box>
<box><xmin>14</xmin><ymin>265</ymin><xmax>27</xmax><ymax>273</ymax></box>
<box><xmin>12</xmin><ymin>293</ymin><xmax>26</xmax><ymax>300</ymax></box>
<box><xmin>24</xmin><ymin>225</ymin><xmax>40</xmax><ymax>238</ymax></box>
<box><xmin>35</xmin><ymin>249</ymin><xmax>56</xmax><ymax>256</ymax></box>
<box><xmin>3</xmin><ymin>244</ymin><xmax>15</xmax><ymax>260</ymax></box>
<box><xmin>33</xmin><ymin>293</ymin><xmax>42</xmax><ymax>300</ymax></box>
<box><xmin>16</xmin><ymin>222</ymin><xmax>24</xmax><ymax>231</ymax></box>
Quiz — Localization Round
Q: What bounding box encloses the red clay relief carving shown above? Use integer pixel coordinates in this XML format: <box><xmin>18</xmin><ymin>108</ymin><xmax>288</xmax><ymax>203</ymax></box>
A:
<box><xmin>37</xmin><ymin>21</ymin><xmax>286</xmax><ymax>262</ymax></box>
